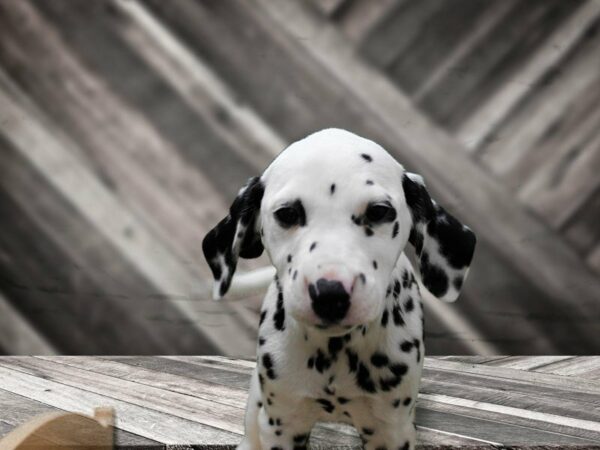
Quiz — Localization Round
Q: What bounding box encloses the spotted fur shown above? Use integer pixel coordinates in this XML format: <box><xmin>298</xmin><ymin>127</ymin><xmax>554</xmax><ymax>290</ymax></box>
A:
<box><xmin>202</xmin><ymin>129</ymin><xmax>476</xmax><ymax>450</ymax></box>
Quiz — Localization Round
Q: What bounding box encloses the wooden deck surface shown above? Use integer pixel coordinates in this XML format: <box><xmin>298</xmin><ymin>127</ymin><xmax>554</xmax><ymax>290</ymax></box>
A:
<box><xmin>0</xmin><ymin>356</ymin><xmax>599</xmax><ymax>449</ymax></box>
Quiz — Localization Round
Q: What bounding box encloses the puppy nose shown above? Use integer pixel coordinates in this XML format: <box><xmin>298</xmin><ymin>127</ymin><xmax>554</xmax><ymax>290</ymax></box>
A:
<box><xmin>309</xmin><ymin>278</ymin><xmax>350</xmax><ymax>323</ymax></box>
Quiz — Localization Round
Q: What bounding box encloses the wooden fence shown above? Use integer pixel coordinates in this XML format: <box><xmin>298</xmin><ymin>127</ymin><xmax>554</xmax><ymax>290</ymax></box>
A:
<box><xmin>0</xmin><ymin>0</ymin><xmax>598</xmax><ymax>355</ymax></box>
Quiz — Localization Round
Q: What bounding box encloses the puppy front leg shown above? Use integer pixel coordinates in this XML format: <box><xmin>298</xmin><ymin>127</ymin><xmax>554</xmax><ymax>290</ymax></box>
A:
<box><xmin>257</xmin><ymin>397</ymin><xmax>314</xmax><ymax>450</ymax></box>
<box><xmin>237</xmin><ymin>369</ymin><xmax>262</xmax><ymax>450</ymax></box>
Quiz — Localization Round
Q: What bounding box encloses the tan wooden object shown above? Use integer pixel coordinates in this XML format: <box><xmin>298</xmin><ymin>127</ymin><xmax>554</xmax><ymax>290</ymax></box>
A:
<box><xmin>0</xmin><ymin>408</ymin><xmax>113</xmax><ymax>450</ymax></box>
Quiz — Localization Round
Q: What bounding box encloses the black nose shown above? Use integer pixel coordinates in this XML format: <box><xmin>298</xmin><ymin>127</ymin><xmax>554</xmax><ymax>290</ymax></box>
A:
<box><xmin>309</xmin><ymin>278</ymin><xmax>350</xmax><ymax>324</ymax></box>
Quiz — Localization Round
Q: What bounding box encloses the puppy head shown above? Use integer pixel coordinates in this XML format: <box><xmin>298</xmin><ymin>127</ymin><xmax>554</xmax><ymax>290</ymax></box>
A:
<box><xmin>203</xmin><ymin>129</ymin><xmax>476</xmax><ymax>332</ymax></box>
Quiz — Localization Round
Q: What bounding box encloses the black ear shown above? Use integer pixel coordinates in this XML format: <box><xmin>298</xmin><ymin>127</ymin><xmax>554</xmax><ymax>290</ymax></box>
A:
<box><xmin>202</xmin><ymin>177</ymin><xmax>265</xmax><ymax>299</ymax></box>
<box><xmin>403</xmin><ymin>172</ymin><xmax>476</xmax><ymax>302</ymax></box>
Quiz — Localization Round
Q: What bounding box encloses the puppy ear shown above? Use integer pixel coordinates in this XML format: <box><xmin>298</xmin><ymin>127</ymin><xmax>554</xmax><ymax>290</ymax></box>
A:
<box><xmin>402</xmin><ymin>172</ymin><xmax>476</xmax><ymax>302</ymax></box>
<box><xmin>202</xmin><ymin>177</ymin><xmax>265</xmax><ymax>300</ymax></box>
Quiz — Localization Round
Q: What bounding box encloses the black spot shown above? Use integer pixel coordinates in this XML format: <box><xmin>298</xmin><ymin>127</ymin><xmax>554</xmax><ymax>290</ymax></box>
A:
<box><xmin>269</xmin><ymin>418</ymin><xmax>274</xmax><ymax>426</ymax></box>
<box><xmin>257</xmin><ymin>401</ymin><xmax>263</xmax><ymax>408</ymax></box>
<box><xmin>287</xmin><ymin>254</ymin><xmax>292</xmax><ymax>263</ymax></box>
<box><xmin>372</xmin><ymin>260</ymin><xmax>378</xmax><ymax>270</ymax></box>
<box><xmin>267</xmin><ymin>398</ymin><xmax>272</xmax><ymax>405</ymax></box>
<box><xmin>271</xmin><ymin>447</ymin><xmax>282</xmax><ymax>450</ymax></box>
<box><xmin>293</xmin><ymin>434</ymin><xmax>309</xmax><ymax>444</ymax></box>
<box><xmin>404</xmin><ymin>297</ymin><xmax>414</xmax><ymax>312</ymax></box>
<box><xmin>420</xmin><ymin>252</ymin><xmax>449</xmax><ymax>298</ymax></box>
<box><xmin>366</xmin><ymin>180</ymin><xmax>374</xmax><ymax>185</ymax></box>
<box><xmin>262</xmin><ymin>354</ymin><xmax>277</xmax><ymax>380</ymax></box>
<box><xmin>258</xmin><ymin>337</ymin><xmax>266</xmax><ymax>346</ymax></box>
<box><xmin>400</xmin><ymin>341</ymin><xmax>413</xmax><ymax>352</ymax></box>
<box><xmin>259</xmin><ymin>373</ymin><xmax>265</xmax><ymax>387</ymax></box>
<box><xmin>403</xmin><ymin>174</ymin><xmax>435</xmax><ymax>224</ymax></box>
<box><xmin>276</xmin><ymin>418</ymin><xmax>282</xmax><ymax>426</ymax></box>
<box><xmin>409</xmin><ymin>228</ymin><xmax>424</xmax><ymax>254</ymax></box>
<box><xmin>275</xmin><ymin>430</ymin><xmax>282</xmax><ymax>436</ymax></box>
<box><xmin>356</xmin><ymin>362</ymin><xmax>377</xmax><ymax>393</ymax></box>
<box><xmin>359</xmin><ymin>272</ymin><xmax>367</xmax><ymax>285</ymax></box>
<box><xmin>392</xmin><ymin>398</ymin><xmax>401</xmax><ymax>408</ymax></box>
<box><xmin>392</xmin><ymin>222</ymin><xmax>399</xmax><ymax>238</ymax></box>
<box><xmin>393</xmin><ymin>279</ymin><xmax>401</xmax><ymax>298</ymax></box>
<box><xmin>414</xmin><ymin>339</ymin><xmax>422</xmax><ymax>363</ymax></box>
<box><xmin>310</xmin><ymin>242</ymin><xmax>317</xmax><ymax>252</ymax></box>
<box><xmin>293</xmin><ymin>270</ymin><xmax>298</xmax><ymax>280</ymax></box>
<box><xmin>346</xmin><ymin>348</ymin><xmax>359</xmax><ymax>372</ymax></box>
<box><xmin>315</xmin><ymin>349</ymin><xmax>332</xmax><ymax>373</ymax></box>
<box><xmin>259</xmin><ymin>310</ymin><xmax>267</xmax><ymax>326</ymax></box>
<box><xmin>392</xmin><ymin>305</ymin><xmax>404</xmax><ymax>326</ymax></box>
<box><xmin>453</xmin><ymin>276</ymin><xmax>463</xmax><ymax>291</ymax></box>
<box><xmin>380</xmin><ymin>374</ymin><xmax>403</xmax><ymax>391</ymax></box>
<box><xmin>400</xmin><ymin>442</ymin><xmax>409</xmax><ymax>450</ymax></box>
<box><xmin>330</xmin><ymin>184</ymin><xmax>336</xmax><ymax>195</ymax></box>
<box><xmin>386</xmin><ymin>285</ymin><xmax>392</xmax><ymax>297</ymax></box>
<box><xmin>370</xmin><ymin>353</ymin><xmax>389</xmax><ymax>367</ymax></box>
<box><xmin>427</xmin><ymin>208</ymin><xmax>476</xmax><ymax>269</ymax></box>
<box><xmin>390</xmin><ymin>363</ymin><xmax>408</xmax><ymax>377</ymax></box>
<box><xmin>402</xmin><ymin>270</ymin><xmax>410</xmax><ymax>288</ymax></box>
<box><xmin>307</xmin><ymin>357</ymin><xmax>314</xmax><ymax>369</ymax></box>
<box><xmin>273</xmin><ymin>298</ymin><xmax>285</xmax><ymax>331</ymax></box>
<box><xmin>324</xmin><ymin>385</ymin><xmax>335</xmax><ymax>395</ymax></box>
<box><xmin>365</xmin><ymin>227</ymin><xmax>374</xmax><ymax>237</ymax></box>
<box><xmin>403</xmin><ymin>397</ymin><xmax>412</xmax><ymax>406</ymax></box>
<box><xmin>337</xmin><ymin>397</ymin><xmax>349</xmax><ymax>404</ymax></box>
<box><xmin>381</xmin><ymin>309</ymin><xmax>389</xmax><ymax>327</ymax></box>
<box><xmin>361</xmin><ymin>153</ymin><xmax>373</xmax><ymax>162</ymax></box>
<box><xmin>343</xmin><ymin>411</ymin><xmax>351</xmax><ymax>418</ymax></box>
<box><xmin>328</xmin><ymin>337</ymin><xmax>345</xmax><ymax>359</ymax></box>
<box><xmin>317</xmin><ymin>398</ymin><xmax>335</xmax><ymax>413</ymax></box>
<box><xmin>375</xmin><ymin>447</ymin><xmax>387</xmax><ymax>450</ymax></box>
<box><xmin>362</xmin><ymin>428</ymin><xmax>374</xmax><ymax>436</ymax></box>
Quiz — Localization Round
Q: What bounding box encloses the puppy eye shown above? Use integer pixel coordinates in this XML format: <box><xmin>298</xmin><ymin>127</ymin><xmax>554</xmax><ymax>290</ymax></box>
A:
<box><xmin>365</xmin><ymin>202</ymin><xmax>396</xmax><ymax>224</ymax></box>
<box><xmin>275</xmin><ymin>207</ymin><xmax>298</xmax><ymax>227</ymax></box>
<box><xmin>274</xmin><ymin>201</ymin><xmax>306</xmax><ymax>228</ymax></box>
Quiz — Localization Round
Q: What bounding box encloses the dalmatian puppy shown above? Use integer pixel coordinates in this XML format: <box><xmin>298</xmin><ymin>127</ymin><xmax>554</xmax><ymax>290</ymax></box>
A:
<box><xmin>203</xmin><ymin>129</ymin><xmax>476</xmax><ymax>450</ymax></box>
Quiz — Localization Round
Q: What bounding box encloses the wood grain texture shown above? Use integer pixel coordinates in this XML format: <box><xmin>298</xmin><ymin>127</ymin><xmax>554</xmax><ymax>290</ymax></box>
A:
<box><xmin>0</xmin><ymin>0</ymin><xmax>599</xmax><ymax>356</ymax></box>
<box><xmin>0</xmin><ymin>357</ymin><xmax>598</xmax><ymax>448</ymax></box>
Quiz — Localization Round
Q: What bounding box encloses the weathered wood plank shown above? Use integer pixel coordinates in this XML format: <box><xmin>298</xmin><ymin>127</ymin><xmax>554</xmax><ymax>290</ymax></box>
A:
<box><xmin>0</xmin><ymin>388</ymin><xmax>163</xmax><ymax>450</ymax></box>
<box><xmin>412</xmin><ymin>0</ymin><xmax>516</xmax><ymax>103</ymax></box>
<box><xmin>478</xmin><ymin>23</ymin><xmax>600</xmax><ymax>182</ymax></box>
<box><xmin>0</xmin><ymin>357</ymin><xmax>245</xmax><ymax>435</ymax></box>
<box><xmin>0</xmin><ymin>137</ymin><xmax>191</xmax><ymax>353</ymax></box>
<box><xmin>421</xmin><ymin>372</ymin><xmax>600</xmax><ymax>423</ymax></box>
<box><xmin>457</xmin><ymin>0</ymin><xmax>600</xmax><ymax>149</ymax></box>
<box><xmin>159</xmin><ymin>355</ymin><xmax>255</xmax><ymax>375</ymax></box>
<box><xmin>37</xmin><ymin>356</ymin><xmax>249</xmax><ymax>410</ymax></box>
<box><xmin>358</xmin><ymin>0</ymin><xmax>447</xmax><ymax>69</ymax></box>
<box><xmin>336</xmin><ymin>0</ymin><xmax>399</xmax><ymax>44</ymax></box>
<box><xmin>0</xmin><ymin>292</ymin><xmax>55</xmax><ymax>355</ymax></box>
<box><xmin>0</xmin><ymin>361</ymin><xmax>241</xmax><ymax>445</ymax></box>
<box><xmin>252</xmin><ymin>0</ymin><xmax>600</xmax><ymax>353</ymax></box>
<box><xmin>417</xmin><ymin>0</ymin><xmax>564</xmax><ymax>129</ymax></box>
<box><xmin>106</xmin><ymin>356</ymin><xmax>252</xmax><ymax>391</ymax></box>
<box><xmin>418</xmin><ymin>396</ymin><xmax>600</xmax><ymax>445</ymax></box>
<box><xmin>0</xmin><ymin>53</ymin><xmax>256</xmax><ymax>355</ymax></box>
<box><xmin>484</xmin><ymin>356</ymin><xmax>576</xmax><ymax>371</ymax></box>
<box><xmin>563</xmin><ymin>186</ymin><xmax>600</xmax><ymax>261</ymax></box>
<box><xmin>419</xmin><ymin>404</ymin><xmax>597</xmax><ymax>446</ymax></box>
<box><xmin>387</xmin><ymin>0</ymin><xmax>490</xmax><ymax>95</ymax></box>
<box><xmin>518</xmin><ymin>126</ymin><xmax>600</xmax><ymax>229</ymax></box>
<box><xmin>424</xmin><ymin>358</ymin><xmax>600</xmax><ymax>395</ymax></box>
<box><xmin>532</xmin><ymin>357</ymin><xmax>600</xmax><ymax>377</ymax></box>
